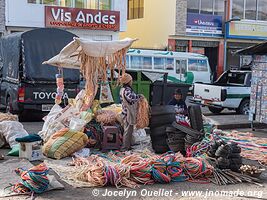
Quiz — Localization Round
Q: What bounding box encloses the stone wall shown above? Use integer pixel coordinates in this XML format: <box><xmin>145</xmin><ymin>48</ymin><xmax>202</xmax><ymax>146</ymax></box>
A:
<box><xmin>0</xmin><ymin>0</ymin><xmax>5</xmax><ymax>35</ymax></box>
<box><xmin>175</xmin><ymin>0</ymin><xmax>187</xmax><ymax>35</ymax></box>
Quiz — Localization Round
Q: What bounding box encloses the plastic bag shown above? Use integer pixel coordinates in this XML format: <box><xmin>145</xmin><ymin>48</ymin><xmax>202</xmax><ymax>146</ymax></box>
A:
<box><xmin>0</xmin><ymin>121</ymin><xmax>28</xmax><ymax>148</ymax></box>
<box><xmin>7</xmin><ymin>143</ymin><xmax>20</xmax><ymax>156</ymax></box>
<box><xmin>40</xmin><ymin>105</ymin><xmax>80</xmax><ymax>142</ymax></box>
<box><xmin>100</xmin><ymin>83</ymin><xmax>114</xmax><ymax>104</ymax></box>
<box><xmin>132</xmin><ymin>129</ymin><xmax>147</xmax><ymax>145</ymax></box>
<box><xmin>39</xmin><ymin>104</ymin><xmax>63</xmax><ymax>139</ymax></box>
<box><xmin>69</xmin><ymin>118</ymin><xmax>87</xmax><ymax>132</ymax></box>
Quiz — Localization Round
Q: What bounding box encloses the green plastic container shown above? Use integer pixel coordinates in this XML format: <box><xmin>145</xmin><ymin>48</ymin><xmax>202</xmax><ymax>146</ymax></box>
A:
<box><xmin>111</xmin><ymin>71</ymin><xmax>151</xmax><ymax>103</ymax></box>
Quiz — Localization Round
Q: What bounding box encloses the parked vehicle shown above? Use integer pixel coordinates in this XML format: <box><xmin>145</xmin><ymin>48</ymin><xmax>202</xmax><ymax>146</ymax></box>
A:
<box><xmin>0</xmin><ymin>28</ymin><xmax>80</xmax><ymax>117</ymax></box>
<box><xmin>126</xmin><ymin>49</ymin><xmax>211</xmax><ymax>85</ymax></box>
<box><xmin>190</xmin><ymin>70</ymin><xmax>251</xmax><ymax>114</ymax></box>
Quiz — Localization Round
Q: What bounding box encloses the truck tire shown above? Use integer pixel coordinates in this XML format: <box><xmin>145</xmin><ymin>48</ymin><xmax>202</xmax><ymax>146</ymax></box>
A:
<box><xmin>149</xmin><ymin>106</ymin><xmax>175</xmax><ymax>129</ymax></box>
<box><xmin>152</xmin><ymin>143</ymin><xmax>170</xmax><ymax>154</ymax></box>
<box><xmin>208</xmin><ymin>106</ymin><xmax>224</xmax><ymax>114</ymax></box>
<box><xmin>188</xmin><ymin>105</ymin><xmax>204</xmax><ymax>131</ymax></box>
<box><xmin>236</xmin><ymin>99</ymin><xmax>250</xmax><ymax>115</ymax></box>
<box><xmin>150</xmin><ymin>126</ymin><xmax>166</xmax><ymax>141</ymax></box>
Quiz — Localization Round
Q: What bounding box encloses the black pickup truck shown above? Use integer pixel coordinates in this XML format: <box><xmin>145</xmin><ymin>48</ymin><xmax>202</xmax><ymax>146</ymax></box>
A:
<box><xmin>0</xmin><ymin>28</ymin><xmax>80</xmax><ymax>117</ymax></box>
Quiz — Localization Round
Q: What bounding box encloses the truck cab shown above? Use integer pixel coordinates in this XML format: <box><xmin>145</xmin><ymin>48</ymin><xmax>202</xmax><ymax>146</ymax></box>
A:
<box><xmin>190</xmin><ymin>70</ymin><xmax>251</xmax><ymax>114</ymax></box>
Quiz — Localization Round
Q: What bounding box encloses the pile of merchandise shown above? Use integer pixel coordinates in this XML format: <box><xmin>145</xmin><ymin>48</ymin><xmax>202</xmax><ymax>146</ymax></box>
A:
<box><xmin>41</xmin><ymin>98</ymin><xmax>124</xmax><ymax>160</ymax></box>
<box><xmin>207</xmin><ymin>139</ymin><xmax>242</xmax><ymax>172</ymax></box>
<box><xmin>215</xmin><ymin>130</ymin><xmax>267</xmax><ymax>165</ymax></box>
<box><xmin>69</xmin><ymin>151</ymin><xmax>214</xmax><ymax>188</ymax></box>
<box><xmin>172</xmin><ymin>122</ymin><xmax>205</xmax><ymax>151</ymax></box>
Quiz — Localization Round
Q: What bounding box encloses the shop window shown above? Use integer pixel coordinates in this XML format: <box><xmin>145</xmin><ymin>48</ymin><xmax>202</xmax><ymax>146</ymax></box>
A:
<box><xmin>232</xmin><ymin>0</ymin><xmax>244</xmax><ymax>19</ymax></box>
<box><xmin>99</xmin><ymin>0</ymin><xmax>111</xmax><ymax>10</ymax></box>
<box><xmin>214</xmin><ymin>0</ymin><xmax>224</xmax><ymax>16</ymax></box>
<box><xmin>63</xmin><ymin>0</ymin><xmax>73</xmax><ymax>7</ymax></box>
<box><xmin>27</xmin><ymin>0</ymin><xmax>111</xmax><ymax>10</ymax></box>
<box><xmin>165</xmin><ymin>58</ymin><xmax>174</xmax><ymax>71</ymax></box>
<box><xmin>187</xmin><ymin>0</ymin><xmax>200</xmax><ymax>13</ymax></box>
<box><xmin>245</xmin><ymin>0</ymin><xmax>257</xmax><ymax>20</ymax></box>
<box><xmin>258</xmin><ymin>0</ymin><xmax>267</xmax><ymax>21</ymax></box>
<box><xmin>154</xmin><ymin>57</ymin><xmax>165</xmax><ymax>70</ymax></box>
<box><xmin>176</xmin><ymin>46</ymin><xmax>187</xmax><ymax>52</ymax></box>
<box><xmin>128</xmin><ymin>0</ymin><xmax>144</xmax><ymax>20</ymax></box>
<box><xmin>201</xmin><ymin>0</ymin><xmax>213</xmax><ymax>15</ymax></box>
<box><xmin>43</xmin><ymin>0</ymin><xmax>58</xmax><ymax>4</ymax></box>
<box><xmin>75</xmin><ymin>0</ymin><xmax>86</xmax><ymax>8</ymax></box>
<box><xmin>89</xmin><ymin>0</ymin><xmax>99</xmax><ymax>9</ymax></box>
<box><xmin>28</xmin><ymin>0</ymin><xmax>57</xmax><ymax>4</ymax></box>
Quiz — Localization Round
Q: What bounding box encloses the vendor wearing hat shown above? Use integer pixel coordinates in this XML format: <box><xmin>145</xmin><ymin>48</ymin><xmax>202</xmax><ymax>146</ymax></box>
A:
<box><xmin>168</xmin><ymin>89</ymin><xmax>188</xmax><ymax>115</ymax></box>
<box><xmin>119</xmin><ymin>73</ymin><xmax>142</xmax><ymax>151</ymax></box>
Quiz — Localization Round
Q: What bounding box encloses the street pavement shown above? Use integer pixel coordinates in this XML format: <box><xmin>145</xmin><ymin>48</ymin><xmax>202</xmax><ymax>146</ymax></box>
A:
<box><xmin>1</xmin><ymin>103</ymin><xmax>267</xmax><ymax>200</ymax></box>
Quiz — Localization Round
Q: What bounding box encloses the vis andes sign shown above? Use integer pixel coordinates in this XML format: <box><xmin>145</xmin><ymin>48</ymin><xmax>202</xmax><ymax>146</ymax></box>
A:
<box><xmin>45</xmin><ymin>6</ymin><xmax>120</xmax><ymax>31</ymax></box>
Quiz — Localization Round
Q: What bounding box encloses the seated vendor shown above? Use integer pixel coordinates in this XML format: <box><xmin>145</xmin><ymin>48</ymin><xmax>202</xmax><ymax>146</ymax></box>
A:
<box><xmin>168</xmin><ymin>89</ymin><xmax>188</xmax><ymax>115</ymax></box>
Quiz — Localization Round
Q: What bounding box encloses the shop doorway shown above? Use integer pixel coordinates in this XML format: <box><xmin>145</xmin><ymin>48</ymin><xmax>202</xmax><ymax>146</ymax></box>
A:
<box><xmin>205</xmin><ymin>47</ymin><xmax>218</xmax><ymax>82</ymax></box>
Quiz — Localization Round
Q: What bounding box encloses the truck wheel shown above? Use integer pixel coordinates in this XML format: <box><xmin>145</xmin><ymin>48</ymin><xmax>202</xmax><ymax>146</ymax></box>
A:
<box><xmin>236</xmin><ymin>99</ymin><xmax>250</xmax><ymax>115</ymax></box>
<box><xmin>208</xmin><ymin>107</ymin><xmax>224</xmax><ymax>114</ymax></box>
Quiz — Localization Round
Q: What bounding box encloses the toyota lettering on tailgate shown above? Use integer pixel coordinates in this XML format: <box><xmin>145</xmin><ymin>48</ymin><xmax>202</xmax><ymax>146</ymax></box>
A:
<box><xmin>33</xmin><ymin>92</ymin><xmax>69</xmax><ymax>100</ymax></box>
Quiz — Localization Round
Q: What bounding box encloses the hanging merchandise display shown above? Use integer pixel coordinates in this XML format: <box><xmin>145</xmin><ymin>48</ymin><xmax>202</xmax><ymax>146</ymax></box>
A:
<box><xmin>136</xmin><ymin>96</ymin><xmax>150</xmax><ymax>129</ymax></box>
<box><xmin>55</xmin><ymin>69</ymin><xmax>64</xmax><ymax>105</ymax></box>
<box><xmin>250</xmin><ymin>55</ymin><xmax>267</xmax><ymax>124</ymax></box>
<box><xmin>100</xmin><ymin>83</ymin><xmax>114</xmax><ymax>104</ymax></box>
<box><xmin>43</xmin><ymin>38</ymin><xmax>137</xmax><ymax>110</ymax></box>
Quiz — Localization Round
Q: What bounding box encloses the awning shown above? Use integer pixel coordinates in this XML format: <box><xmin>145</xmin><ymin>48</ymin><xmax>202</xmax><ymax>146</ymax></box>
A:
<box><xmin>236</xmin><ymin>41</ymin><xmax>267</xmax><ymax>55</ymax></box>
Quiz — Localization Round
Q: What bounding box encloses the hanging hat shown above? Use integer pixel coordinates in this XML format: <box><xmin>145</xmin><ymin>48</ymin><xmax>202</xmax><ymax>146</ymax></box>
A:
<box><xmin>120</xmin><ymin>73</ymin><xmax>132</xmax><ymax>85</ymax></box>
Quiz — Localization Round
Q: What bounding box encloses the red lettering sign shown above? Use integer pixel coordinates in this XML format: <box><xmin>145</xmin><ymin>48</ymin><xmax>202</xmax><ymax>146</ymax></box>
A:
<box><xmin>45</xmin><ymin>6</ymin><xmax>120</xmax><ymax>31</ymax></box>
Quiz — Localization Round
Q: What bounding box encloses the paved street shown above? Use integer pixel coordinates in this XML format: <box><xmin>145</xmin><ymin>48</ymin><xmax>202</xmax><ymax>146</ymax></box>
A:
<box><xmin>0</xmin><ymin>111</ymin><xmax>260</xmax><ymax>200</ymax></box>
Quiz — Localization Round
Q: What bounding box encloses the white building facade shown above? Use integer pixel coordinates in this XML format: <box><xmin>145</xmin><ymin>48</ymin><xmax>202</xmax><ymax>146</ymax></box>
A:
<box><xmin>3</xmin><ymin>0</ymin><xmax>127</xmax><ymax>40</ymax></box>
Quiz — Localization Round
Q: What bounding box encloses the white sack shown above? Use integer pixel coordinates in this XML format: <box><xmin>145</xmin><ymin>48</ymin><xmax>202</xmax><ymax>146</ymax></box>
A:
<box><xmin>0</xmin><ymin>121</ymin><xmax>28</xmax><ymax>148</ymax></box>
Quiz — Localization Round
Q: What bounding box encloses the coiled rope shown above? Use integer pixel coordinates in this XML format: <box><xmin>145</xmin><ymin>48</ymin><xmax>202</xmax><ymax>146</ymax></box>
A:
<box><xmin>12</xmin><ymin>163</ymin><xmax>49</xmax><ymax>194</ymax></box>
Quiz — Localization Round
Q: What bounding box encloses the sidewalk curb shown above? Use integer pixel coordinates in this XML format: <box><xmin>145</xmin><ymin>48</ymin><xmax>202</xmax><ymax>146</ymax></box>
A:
<box><xmin>214</xmin><ymin>123</ymin><xmax>267</xmax><ymax>130</ymax></box>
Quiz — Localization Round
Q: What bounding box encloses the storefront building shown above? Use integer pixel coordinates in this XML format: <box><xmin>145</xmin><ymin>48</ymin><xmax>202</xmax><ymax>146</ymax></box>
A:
<box><xmin>169</xmin><ymin>0</ymin><xmax>267</xmax><ymax>79</ymax></box>
<box><xmin>2</xmin><ymin>0</ymin><xmax>127</xmax><ymax>40</ymax></box>
<box><xmin>0</xmin><ymin>0</ymin><xmax>5</xmax><ymax>36</ymax></box>
<box><xmin>121</xmin><ymin>0</ymin><xmax>267</xmax><ymax>79</ymax></box>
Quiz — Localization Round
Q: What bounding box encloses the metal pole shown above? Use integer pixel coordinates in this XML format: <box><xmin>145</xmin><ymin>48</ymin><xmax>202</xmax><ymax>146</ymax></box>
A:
<box><xmin>223</xmin><ymin>0</ymin><xmax>228</xmax><ymax>72</ymax></box>
<box><xmin>223</xmin><ymin>24</ymin><xmax>227</xmax><ymax>71</ymax></box>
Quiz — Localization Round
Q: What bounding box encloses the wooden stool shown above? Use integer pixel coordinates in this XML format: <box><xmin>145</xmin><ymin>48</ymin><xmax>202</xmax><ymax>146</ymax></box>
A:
<box><xmin>102</xmin><ymin>126</ymin><xmax>121</xmax><ymax>151</ymax></box>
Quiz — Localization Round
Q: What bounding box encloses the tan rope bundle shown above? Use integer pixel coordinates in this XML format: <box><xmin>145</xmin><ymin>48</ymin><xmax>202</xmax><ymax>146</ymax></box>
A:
<box><xmin>74</xmin><ymin>156</ymin><xmax>107</xmax><ymax>187</ymax></box>
<box><xmin>78</xmin><ymin>47</ymin><xmax>129</xmax><ymax>110</ymax></box>
<box><xmin>95</xmin><ymin>110</ymin><xmax>117</xmax><ymax>125</ymax></box>
<box><xmin>0</xmin><ymin>112</ymin><xmax>18</xmax><ymax>122</ymax></box>
<box><xmin>136</xmin><ymin>97</ymin><xmax>150</xmax><ymax>129</ymax></box>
